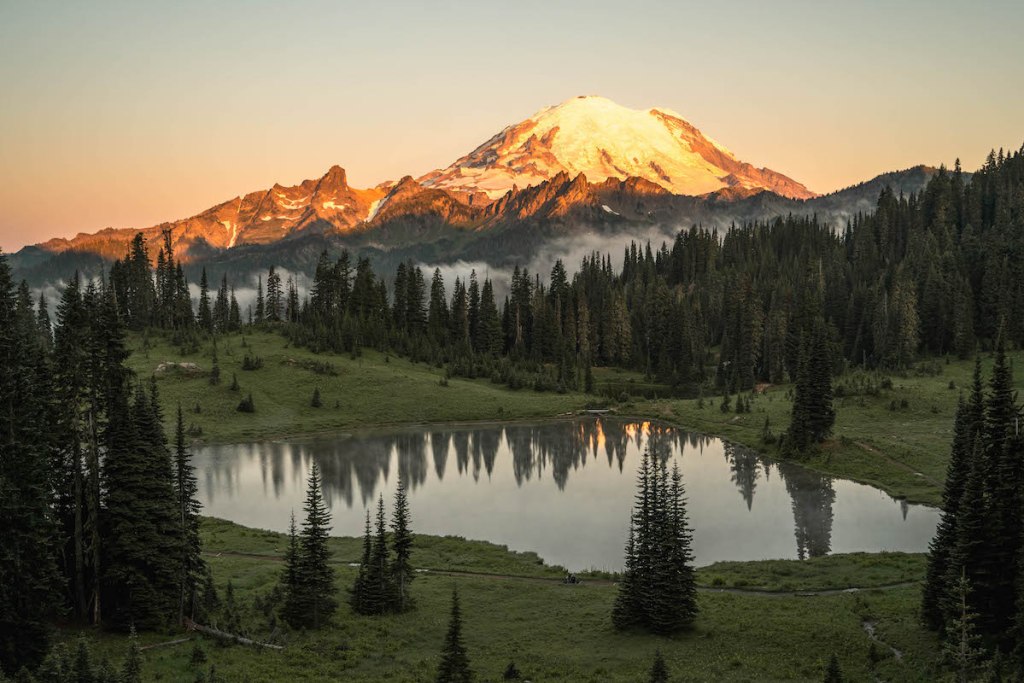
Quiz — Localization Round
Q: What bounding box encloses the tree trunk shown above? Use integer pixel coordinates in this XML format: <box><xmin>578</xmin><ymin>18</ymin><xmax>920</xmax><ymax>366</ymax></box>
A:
<box><xmin>87</xmin><ymin>409</ymin><xmax>102</xmax><ymax>625</ymax></box>
<box><xmin>72</xmin><ymin>443</ymin><xmax>86</xmax><ymax>619</ymax></box>
<box><xmin>184</xmin><ymin>618</ymin><xmax>284</xmax><ymax>650</ymax></box>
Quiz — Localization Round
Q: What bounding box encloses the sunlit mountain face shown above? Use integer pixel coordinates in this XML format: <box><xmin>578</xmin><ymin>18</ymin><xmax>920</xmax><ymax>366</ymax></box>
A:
<box><xmin>420</xmin><ymin>95</ymin><xmax>814</xmax><ymax>200</ymax></box>
<box><xmin>9</xmin><ymin>96</ymin><xmax>938</xmax><ymax>285</ymax></box>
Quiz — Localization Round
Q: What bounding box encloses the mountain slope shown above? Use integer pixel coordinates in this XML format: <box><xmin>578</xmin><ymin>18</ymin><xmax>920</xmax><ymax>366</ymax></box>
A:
<box><xmin>419</xmin><ymin>96</ymin><xmax>815</xmax><ymax>200</ymax></box>
<box><xmin>32</xmin><ymin>166</ymin><xmax>385</xmax><ymax>261</ymax></box>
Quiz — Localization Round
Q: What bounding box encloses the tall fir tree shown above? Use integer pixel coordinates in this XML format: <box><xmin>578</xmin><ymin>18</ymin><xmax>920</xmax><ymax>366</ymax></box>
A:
<box><xmin>436</xmin><ymin>589</ymin><xmax>472</xmax><ymax>683</ymax></box>
<box><xmin>293</xmin><ymin>463</ymin><xmax>337</xmax><ymax>629</ymax></box>
<box><xmin>364</xmin><ymin>495</ymin><xmax>391</xmax><ymax>615</ymax></box>
<box><xmin>349</xmin><ymin>511</ymin><xmax>373</xmax><ymax>615</ymax></box>
<box><xmin>101</xmin><ymin>385</ymin><xmax>181</xmax><ymax>629</ymax></box>
<box><xmin>281</xmin><ymin>512</ymin><xmax>303</xmax><ymax>627</ymax></box>
<box><xmin>197</xmin><ymin>268</ymin><xmax>213</xmax><ymax>332</ymax></box>
<box><xmin>612</xmin><ymin>450</ymin><xmax>697</xmax><ymax>634</ymax></box>
<box><xmin>173</xmin><ymin>404</ymin><xmax>204</xmax><ymax>622</ymax></box>
<box><xmin>390</xmin><ymin>474</ymin><xmax>415</xmax><ymax>612</ymax></box>
<box><xmin>0</xmin><ymin>252</ymin><xmax>62</xmax><ymax>672</ymax></box>
<box><xmin>302</xmin><ymin>463</ymin><xmax>336</xmax><ymax>626</ymax></box>
<box><xmin>922</xmin><ymin>397</ymin><xmax>974</xmax><ymax>630</ymax></box>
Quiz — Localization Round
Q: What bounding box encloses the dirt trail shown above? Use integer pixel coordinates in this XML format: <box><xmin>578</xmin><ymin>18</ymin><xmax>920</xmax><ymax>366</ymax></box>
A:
<box><xmin>854</xmin><ymin>440</ymin><xmax>941</xmax><ymax>487</ymax></box>
<box><xmin>203</xmin><ymin>550</ymin><xmax>918</xmax><ymax>597</ymax></box>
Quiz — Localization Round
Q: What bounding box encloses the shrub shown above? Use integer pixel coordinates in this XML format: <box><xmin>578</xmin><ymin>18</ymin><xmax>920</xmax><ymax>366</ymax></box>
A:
<box><xmin>503</xmin><ymin>662</ymin><xmax>521</xmax><ymax>680</ymax></box>
<box><xmin>311</xmin><ymin>387</ymin><xmax>322</xmax><ymax>408</ymax></box>
<box><xmin>237</xmin><ymin>393</ymin><xmax>255</xmax><ymax>413</ymax></box>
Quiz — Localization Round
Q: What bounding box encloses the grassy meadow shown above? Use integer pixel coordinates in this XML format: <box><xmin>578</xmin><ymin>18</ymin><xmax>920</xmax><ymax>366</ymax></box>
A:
<box><xmin>95</xmin><ymin>329</ymin><xmax>1019</xmax><ymax>680</ymax></box>
<box><xmin>66</xmin><ymin>519</ymin><xmax>943</xmax><ymax>683</ymax></box>
<box><xmin>126</xmin><ymin>332</ymin><xmax>588</xmax><ymax>445</ymax></box>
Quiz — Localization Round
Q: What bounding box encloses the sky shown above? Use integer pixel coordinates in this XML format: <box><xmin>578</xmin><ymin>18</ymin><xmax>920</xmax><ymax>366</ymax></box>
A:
<box><xmin>1</xmin><ymin>0</ymin><xmax>1022</xmax><ymax>253</ymax></box>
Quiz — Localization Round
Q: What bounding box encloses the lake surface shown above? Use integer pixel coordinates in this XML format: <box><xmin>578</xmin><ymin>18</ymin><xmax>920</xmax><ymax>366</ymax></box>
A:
<box><xmin>193</xmin><ymin>419</ymin><xmax>939</xmax><ymax>571</ymax></box>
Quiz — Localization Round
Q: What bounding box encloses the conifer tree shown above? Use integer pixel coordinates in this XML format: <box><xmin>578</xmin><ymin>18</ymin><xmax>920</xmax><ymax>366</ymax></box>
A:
<box><xmin>477</xmin><ymin>279</ymin><xmax>502</xmax><ymax>356</ymax></box>
<box><xmin>266</xmin><ymin>267</ymin><xmax>283</xmax><ymax>322</ymax></box>
<box><xmin>121</xmin><ymin>627</ymin><xmax>142</xmax><ymax>683</ymax></box>
<box><xmin>36</xmin><ymin>292</ymin><xmax>52</xmax><ymax>350</ymax></box>
<box><xmin>364</xmin><ymin>495</ymin><xmax>391</xmax><ymax>615</ymax></box>
<box><xmin>228</xmin><ymin>287</ymin><xmax>241</xmax><ymax>331</ymax></box>
<box><xmin>297</xmin><ymin>463</ymin><xmax>336</xmax><ymax>628</ymax></box>
<box><xmin>102</xmin><ymin>385</ymin><xmax>181</xmax><ymax>629</ymax></box>
<box><xmin>254</xmin><ymin>276</ymin><xmax>265</xmax><ymax>324</ymax></box>
<box><xmin>428</xmin><ymin>269</ymin><xmax>450</xmax><ymax>348</ymax></box>
<box><xmin>611</xmin><ymin>520</ymin><xmax>641</xmax><ymax>630</ymax></box>
<box><xmin>648</xmin><ymin>650</ymin><xmax>669</xmax><ymax>683</ymax></box>
<box><xmin>212</xmin><ymin>275</ymin><xmax>229</xmax><ymax>333</ymax></box>
<box><xmin>349</xmin><ymin>511</ymin><xmax>372</xmax><ymax>614</ymax></box>
<box><xmin>281</xmin><ymin>512</ymin><xmax>304</xmax><ymax>627</ymax></box>
<box><xmin>436</xmin><ymin>589</ymin><xmax>472</xmax><ymax>683</ymax></box>
<box><xmin>823</xmin><ymin>653</ymin><xmax>842</xmax><ymax>683</ymax></box>
<box><xmin>72</xmin><ymin>637</ymin><xmax>94</xmax><ymax>682</ymax></box>
<box><xmin>982</xmin><ymin>339</ymin><xmax>1022</xmax><ymax>636</ymax></box>
<box><xmin>467</xmin><ymin>271</ymin><xmax>481</xmax><ymax>348</ymax></box>
<box><xmin>391</xmin><ymin>474</ymin><xmax>415</xmax><ymax>612</ymax></box>
<box><xmin>173</xmin><ymin>404</ymin><xmax>204</xmax><ymax>622</ymax></box>
<box><xmin>52</xmin><ymin>273</ymin><xmax>91</xmax><ymax>620</ymax></box>
<box><xmin>197</xmin><ymin>268</ymin><xmax>213</xmax><ymax>332</ymax></box>
<box><xmin>0</xmin><ymin>252</ymin><xmax>62</xmax><ymax>672</ymax></box>
<box><xmin>943</xmin><ymin>572</ymin><xmax>985</xmax><ymax>683</ymax></box>
<box><xmin>785</xmin><ymin>321</ymin><xmax>834</xmax><ymax>453</ymax></box>
<box><xmin>922</xmin><ymin>397</ymin><xmax>973</xmax><ymax>630</ymax></box>
<box><xmin>612</xmin><ymin>450</ymin><xmax>697</xmax><ymax>633</ymax></box>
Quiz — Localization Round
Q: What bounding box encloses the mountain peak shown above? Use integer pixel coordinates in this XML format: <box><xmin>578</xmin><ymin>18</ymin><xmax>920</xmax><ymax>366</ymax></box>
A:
<box><xmin>420</xmin><ymin>96</ymin><xmax>814</xmax><ymax>200</ymax></box>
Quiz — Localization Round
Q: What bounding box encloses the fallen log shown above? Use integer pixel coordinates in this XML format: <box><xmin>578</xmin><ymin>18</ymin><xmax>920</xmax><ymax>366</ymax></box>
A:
<box><xmin>183</xmin><ymin>618</ymin><xmax>284</xmax><ymax>650</ymax></box>
<box><xmin>140</xmin><ymin>637</ymin><xmax>191</xmax><ymax>652</ymax></box>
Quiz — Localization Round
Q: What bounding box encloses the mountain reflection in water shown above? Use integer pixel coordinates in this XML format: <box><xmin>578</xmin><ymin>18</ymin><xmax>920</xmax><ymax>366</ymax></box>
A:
<box><xmin>195</xmin><ymin>419</ymin><xmax>937</xmax><ymax>571</ymax></box>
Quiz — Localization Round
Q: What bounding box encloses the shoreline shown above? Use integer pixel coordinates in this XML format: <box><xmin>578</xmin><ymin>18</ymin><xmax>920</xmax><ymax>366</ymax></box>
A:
<box><xmin>188</xmin><ymin>409</ymin><xmax>940</xmax><ymax>508</ymax></box>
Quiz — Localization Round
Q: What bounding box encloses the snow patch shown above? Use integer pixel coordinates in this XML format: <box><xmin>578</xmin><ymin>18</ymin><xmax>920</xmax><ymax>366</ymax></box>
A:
<box><xmin>601</xmin><ymin>204</ymin><xmax>620</xmax><ymax>216</ymax></box>
<box><xmin>275</xmin><ymin>193</ymin><xmax>310</xmax><ymax>210</ymax></box>
<box><xmin>321</xmin><ymin>200</ymin><xmax>347</xmax><ymax>211</ymax></box>
<box><xmin>220</xmin><ymin>220</ymin><xmax>239</xmax><ymax>249</ymax></box>
<box><xmin>366</xmin><ymin>197</ymin><xmax>386</xmax><ymax>222</ymax></box>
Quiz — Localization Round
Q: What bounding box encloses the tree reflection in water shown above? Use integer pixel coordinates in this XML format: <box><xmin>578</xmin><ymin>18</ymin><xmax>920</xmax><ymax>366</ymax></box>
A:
<box><xmin>198</xmin><ymin>419</ymin><xmax>854</xmax><ymax>562</ymax></box>
<box><xmin>778</xmin><ymin>462</ymin><xmax>836</xmax><ymax>559</ymax></box>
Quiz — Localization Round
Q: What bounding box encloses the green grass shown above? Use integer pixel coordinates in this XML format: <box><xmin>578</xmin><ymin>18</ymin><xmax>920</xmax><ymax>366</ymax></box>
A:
<box><xmin>697</xmin><ymin>552</ymin><xmax>926</xmax><ymax>592</ymax></box>
<box><xmin>202</xmin><ymin>517</ymin><xmax>570</xmax><ymax>579</ymax></box>
<box><xmin>629</xmin><ymin>353</ymin><xmax>1024</xmax><ymax>505</ymax></box>
<box><xmin>127</xmin><ymin>332</ymin><xmax>588</xmax><ymax>444</ymax></box>
<box><xmin>62</xmin><ymin>519</ymin><xmax>944</xmax><ymax>682</ymax></box>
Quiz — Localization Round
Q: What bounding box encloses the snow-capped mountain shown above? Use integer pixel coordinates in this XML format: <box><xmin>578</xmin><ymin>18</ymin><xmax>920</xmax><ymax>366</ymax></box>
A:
<box><xmin>419</xmin><ymin>96</ymin><xmax>815</xmax><ymax>200</ymax></box>
<box><xmin>14</xmin><ymin>95</ymin><xmax>939</xmax><ymax>285</ymax></box>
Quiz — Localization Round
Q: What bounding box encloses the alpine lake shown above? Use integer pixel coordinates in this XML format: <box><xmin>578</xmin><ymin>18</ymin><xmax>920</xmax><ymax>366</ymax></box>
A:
<box><xmin>193</xmin><ymin>418</ymin><xmax>939</xmax><ymax>572</ymax></box>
